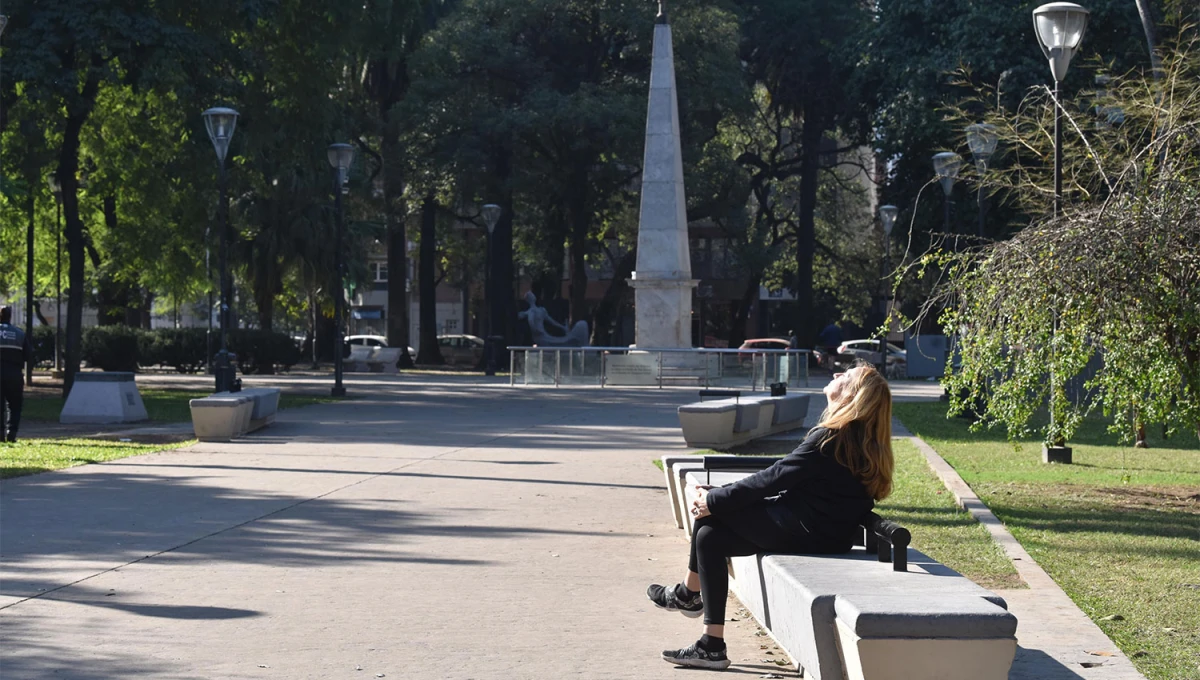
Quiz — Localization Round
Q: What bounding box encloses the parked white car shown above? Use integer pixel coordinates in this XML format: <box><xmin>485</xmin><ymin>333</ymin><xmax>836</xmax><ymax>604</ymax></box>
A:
<box><xmin>345</xmin><ymin>335</ymin><xmax>414</xmax><ymax>356</ymax></box>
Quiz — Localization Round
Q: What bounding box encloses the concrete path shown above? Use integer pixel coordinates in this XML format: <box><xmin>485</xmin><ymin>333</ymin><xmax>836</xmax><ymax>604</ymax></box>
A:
<box><xmin>2</xmin><ymin>381</ymin><xmax>790</xmax><ymax>679</ymax></box>
<box><xmin>2</xmin><ymin>375</ymin><xmax>1144</xmax><ymax>679</ymax></box>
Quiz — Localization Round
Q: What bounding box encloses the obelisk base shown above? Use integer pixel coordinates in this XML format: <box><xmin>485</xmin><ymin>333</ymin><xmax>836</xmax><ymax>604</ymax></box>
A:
<box><xmin>630</xmin><ymin>276</ymin><xmax>698</xmax><ymax>349</ymax></box>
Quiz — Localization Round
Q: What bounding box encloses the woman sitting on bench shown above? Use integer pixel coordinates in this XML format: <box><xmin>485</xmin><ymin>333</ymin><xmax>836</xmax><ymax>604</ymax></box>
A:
<box><xmin>648</xmin><ymin>363</ymin><xmax>895</xmax><ymax>670</ymax></box>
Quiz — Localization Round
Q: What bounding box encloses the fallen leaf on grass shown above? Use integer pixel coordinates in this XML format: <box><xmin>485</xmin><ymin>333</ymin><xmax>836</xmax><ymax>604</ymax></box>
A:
<box><xmin>1086</xmin><ymin>651</ymin><xmax>1116</xmax><ymax>657</ymax></box>
<box><xmin>1131</xmin><ymin>651</ymin><xmax>1149</xmax><ymax>658</ymax></box>
<box><xmin>1099</xmin><ymin>614</ymin><xmax>1124</xmax><ymax>621</ymax></box>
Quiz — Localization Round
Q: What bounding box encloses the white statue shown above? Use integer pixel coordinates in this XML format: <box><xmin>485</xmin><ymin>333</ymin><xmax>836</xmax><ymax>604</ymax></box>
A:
<box><xmin>519</xmin><ymin>292</ymin><xmax>589</xmax><ymax>347</ymax></box>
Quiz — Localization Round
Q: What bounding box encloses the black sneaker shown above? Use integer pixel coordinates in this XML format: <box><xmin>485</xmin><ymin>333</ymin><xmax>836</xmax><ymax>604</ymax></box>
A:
<box><xmin>662</xmin><ymin>642</ymin><xmax>731</xmax><ymax>670</ymax></box>
<box><xmin>646</xmin><ymin>583</ymin><xmax>703</xmax><ymax>618</ymax></box>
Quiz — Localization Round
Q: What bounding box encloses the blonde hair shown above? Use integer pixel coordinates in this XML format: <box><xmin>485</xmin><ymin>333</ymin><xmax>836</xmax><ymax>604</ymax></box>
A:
<box><xmin>817</xmin><ymin>364</ymin><xmax>894</xmax><ymax>501</ymax></box>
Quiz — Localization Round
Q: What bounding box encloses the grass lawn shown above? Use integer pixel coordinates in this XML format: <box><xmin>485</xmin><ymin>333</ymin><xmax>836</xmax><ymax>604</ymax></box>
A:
<box><xmin>660</xmin><ymin>438</ymin><xmax>1019</xmax><ymax>590</ymax></box>
<box><xmin>21</xmin><ymin>389</ymin><xmax>340</xmax><ymax>423</ymax></box>
<box><xmin>1</xmin><ymin>438</ymin><xmax>195</xmax><ymax>479</ymax></box>
<box><xmin>893</xmin><ymin>401</ymin><xmax>1200</xmax><ymax>680</ymax></box>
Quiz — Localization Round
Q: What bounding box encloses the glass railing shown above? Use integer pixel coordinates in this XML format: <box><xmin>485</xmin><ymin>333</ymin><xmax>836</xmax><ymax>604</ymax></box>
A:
<box><xmin>508</xmin><ymin>347</ymin><xmax>810</xmax><ymax>389</ymax></box>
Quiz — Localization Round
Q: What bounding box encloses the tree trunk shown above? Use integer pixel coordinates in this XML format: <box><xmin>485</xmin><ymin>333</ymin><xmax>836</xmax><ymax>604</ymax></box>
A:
<box><xmin>792</xmin><ymin>120</ymin><xmax>824</xmax><ymax>348</ymax></box>
<box><xmin>382</xmin><ymin>132</ymin><xmax>413</xmax><ymax>367</ymax></box>
<box><xmin>489</xmin><ymin>149</ymin><xmax>517</xmax><ymax>368</ymax></box>
<box><xmin>416</xmin><ymin>194</ymin><xmax>445</xmax><ymax>365</ymax></box>
<box><xmin>567</xmin><ymin>165</ymin><xmax>592</xmax><ymax>324</ymax></box>
<box><xmin>1133</xmin><ymin>0</ymin><xmax>1162</xmax><ymax>78</ymax></box>
<box><xmin>590</xmin><ymin>249</ymin><xmax>636</xmax><ymax>346</ymax></box>
<box><xmin>59</xmin><ymin>52</ymin><xmax>103</xmax><ymax>398</ymax></box>
<box><xmin>729</xmin><ymin>273</ymin><xmax>762</xmax><ymax>349</ymax></box>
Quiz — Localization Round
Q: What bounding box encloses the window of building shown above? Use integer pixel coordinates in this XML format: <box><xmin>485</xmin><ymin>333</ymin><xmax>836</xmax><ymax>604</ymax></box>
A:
<box><xmin>372</xmin><ymin>262</ymin><xmax>388</xmax><ymax>282</ymax></box>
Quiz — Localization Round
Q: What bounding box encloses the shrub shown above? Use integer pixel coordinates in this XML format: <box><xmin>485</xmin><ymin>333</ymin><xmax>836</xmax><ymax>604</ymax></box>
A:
<box><xmin>144</xmin><ymin>328</ymin><xmax>209</xmax><ymax>374</ymax></box>
<box><xmin>227</xmin><ymin>329</ymin><xmax>301</xmax><ymax>375</ymax></box>
<box><xmin>30</xmin><ymin>326</ymin><xmax>56</xmax><ymax>368</ymax></box>
<box><xmin>81</xmin><ymin>326</ymin><xmax>147</xmax><ymax>372</ymax></box>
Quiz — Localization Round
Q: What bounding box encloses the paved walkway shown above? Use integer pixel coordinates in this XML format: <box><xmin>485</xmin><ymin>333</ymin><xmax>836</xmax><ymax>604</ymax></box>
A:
<box><xmin>1</xmin><ymin>375</ymin><xmax>1144</xmax><ymax>678</ymax></box>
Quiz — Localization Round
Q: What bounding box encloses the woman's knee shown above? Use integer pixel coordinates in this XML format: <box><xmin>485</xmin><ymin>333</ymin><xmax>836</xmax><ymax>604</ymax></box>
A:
<box><xmin>693</xmin><ymin>523</ymin><xmax>725</xmax><ymax>557</ymax></box>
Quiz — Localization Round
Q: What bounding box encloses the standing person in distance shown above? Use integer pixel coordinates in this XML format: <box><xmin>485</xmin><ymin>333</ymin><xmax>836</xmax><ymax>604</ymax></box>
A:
<box><xmin>647</xmin><ymin>364</ymin><xmax>895</xmax><ymax>670</ymax></box>
<box><xmin>0</xmin><ymin>306</ymin><xmax>33</xmax><ymax>443</ymax></box>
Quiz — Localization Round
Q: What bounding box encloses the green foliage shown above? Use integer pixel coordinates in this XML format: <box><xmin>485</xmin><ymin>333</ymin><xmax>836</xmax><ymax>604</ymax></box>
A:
<box><xmin>142</xmin><ymin>328</ymin><xmax>210</xmax><ymax>374</ymax></box>
<box><xmin>227</xmin><ymin>329</ymin><xmax>302</xmax><ymax>375</ymax></box>
<box><xmin>81</xmin><ymin>326</ymin><xmax>146</xmax><ymax>372</ymax></box>
<box><xmin>30</xmin><ymin>326</ymin><xmax>57</xmax><ymax>367</ymax></box>
<box><xmin>928</xmin><ymin>37</ymin><xmax>1200</xmax><ymax>446</ymax></box>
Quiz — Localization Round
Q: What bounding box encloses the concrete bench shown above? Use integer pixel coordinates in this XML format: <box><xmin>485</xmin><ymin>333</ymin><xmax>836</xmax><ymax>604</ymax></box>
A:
<box><xmin>662</xmin><ymin>456</ymin><xmax>1017</xmax><ymax>680</ymax></box>
<box><xmin>190</xmin><ymin>387</ymin><xmax>282</xmax><ymax>441</ymax></box>
<box><xmin>677</xmin><ymin>393</ymin><xmax>810</xmax><ymax>450</ymax></box>
<box><xmin>189</xmin><ymin>395</ymin><xmax>253</xmax><ymax>442</ymax></box>
<box><xmin>347</xmin><ymin>346</ymin><xmax>401</xmax><ymax>373</ymax></box>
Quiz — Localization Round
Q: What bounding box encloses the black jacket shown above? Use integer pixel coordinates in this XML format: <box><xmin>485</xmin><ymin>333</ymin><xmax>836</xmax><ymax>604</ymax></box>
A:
<box><xmin>0</xmin><ymin>322</ymin><xmax>32</xmax><ymax>376</ymax></box>
<box><xmin>705</xmin><ymin>426</ymin><xmax>874</xmax><ymax>550</ymax></box>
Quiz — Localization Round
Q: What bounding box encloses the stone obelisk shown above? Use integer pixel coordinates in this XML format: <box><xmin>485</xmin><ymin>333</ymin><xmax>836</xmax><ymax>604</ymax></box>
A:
<box><xmin>630</xmin><ymin>1</ymin><xmax>696</xmax><ymax>349</ymax></box>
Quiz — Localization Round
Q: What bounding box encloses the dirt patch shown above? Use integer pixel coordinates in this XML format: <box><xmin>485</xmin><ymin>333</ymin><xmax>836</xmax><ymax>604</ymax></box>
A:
<box><xmin>1094</xmin><ymin>486</ymin><xmax>1200</xmax><ymax>513</ymax></box>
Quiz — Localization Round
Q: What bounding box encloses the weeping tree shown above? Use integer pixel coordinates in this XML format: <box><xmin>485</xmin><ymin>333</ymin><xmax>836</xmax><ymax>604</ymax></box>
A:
<box><xmin>928</xmin><ymin>35</ymin><xmax>1200</xmax><ymax>447</ymax></box>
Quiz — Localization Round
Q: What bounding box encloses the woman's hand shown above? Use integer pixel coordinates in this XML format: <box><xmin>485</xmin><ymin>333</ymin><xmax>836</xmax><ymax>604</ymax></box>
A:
<box><xmin>691</xmin><ymin>486</ymin><xmax>713</xmax><ymax>519</ymax></box>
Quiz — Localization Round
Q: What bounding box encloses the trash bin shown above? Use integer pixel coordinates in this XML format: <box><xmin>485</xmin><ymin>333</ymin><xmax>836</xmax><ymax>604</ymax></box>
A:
<box><xmin>215</xmin><ymin>351</ymin><xmax>241</xmax><ymax>393</ymax></box>
<box><xmin>769</xmin><ymin>382</ymin><xmax>787</xmax><ymax>396</ymax></box>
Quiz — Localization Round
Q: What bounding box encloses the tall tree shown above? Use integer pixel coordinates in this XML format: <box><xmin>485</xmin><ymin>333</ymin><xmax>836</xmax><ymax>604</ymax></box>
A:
<box><xmin>734</xmin><ymin>0</ymin><xmax>875</xmax><ymax>346</ymax></box>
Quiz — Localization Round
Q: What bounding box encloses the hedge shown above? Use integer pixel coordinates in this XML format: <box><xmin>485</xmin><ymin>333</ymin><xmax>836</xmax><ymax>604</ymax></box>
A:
<box><xmin>78</xmin><ymin>326</ymin><xmax>300</xmax><ymax>374</ymax></box>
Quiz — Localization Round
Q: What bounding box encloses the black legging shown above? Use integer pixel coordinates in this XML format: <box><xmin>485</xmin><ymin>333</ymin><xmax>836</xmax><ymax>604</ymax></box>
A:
<box><xmin>688</xmin><ymin>503</ymin><xmax>818</xmax><ymax>626</ymax></box>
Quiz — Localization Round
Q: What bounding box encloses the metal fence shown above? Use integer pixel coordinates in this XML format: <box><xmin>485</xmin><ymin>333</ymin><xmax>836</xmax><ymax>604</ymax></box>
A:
<box><xmin>508</xmin><ymin>346</ymin><xmax>810</xmax><ymax>389</ymax></box>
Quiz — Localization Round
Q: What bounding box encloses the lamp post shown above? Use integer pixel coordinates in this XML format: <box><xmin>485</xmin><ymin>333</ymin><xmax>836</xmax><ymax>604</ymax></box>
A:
<box><xmin>878</xmin><ymin>205</ymin><xmax>899</xmax><ymax>376</ymax></box>
<box><xmin>47</xmin><ymin>174</ymin><xmax>63</xmax><ymax>375</ymax></box>
<box><xmin>202</xmin><ymin>107</ymin><xmax>239</xmax><ymax>393</ymax></box>
<box><xmin>327</xmin><ymin>143</ymin><xmax>355</xmax><ymax>397</ymax></box>
<box><xmin>965</xmin><ymin>123</ymin><xmax>998</xmax><ymax>238</ymax></box>
<box><xmin>481</xmin><ymin>204</ymin><xmax>502</xmax><ymax>376</ymax></box>
<box><xmin>932</xmin><ymin>152</ymin><xmax>962</xmax><ymax>248</ymax></box>
<box><xmin>1032</xmin><ymin>4</ymin><xmax>1088</xmax><ymax>462</ymax></box>
<box><xmin>1033</xmin><ymin>2</ymin><xmax>1090</xmax><ymax>218</ymax></box>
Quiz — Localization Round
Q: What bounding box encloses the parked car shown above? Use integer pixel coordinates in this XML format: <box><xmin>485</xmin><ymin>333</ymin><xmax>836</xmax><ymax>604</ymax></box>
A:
<box><xmin>836</xmin><ymin>339</ymin><xmax>907</xmax><ymax>377</ymax></box>
<box><xmin>344</xmin><ymin>335</ymin><xmax>414</xmax><ymax>356</ymax></box>
<box><xmin>738</xmin><ymin>338</ymin><xmax>791</xmax><ymax>352</ymax></box>
<box><xmin>436</xmin><ymin>334</ymin><xmax>485</xmax><ymax>366</ymax></box>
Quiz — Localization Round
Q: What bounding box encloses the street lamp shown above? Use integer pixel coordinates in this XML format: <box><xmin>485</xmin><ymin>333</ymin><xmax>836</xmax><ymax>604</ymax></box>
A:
<box><xmin>966</xmin><ymin>123</ymin><xmax>998</xmax><ymax>238</ymax></box>
<box><xmin>327</xmin><ymin>143</ymin><xmax>355</xmax><ymax>397</ymax></box>
<box><xmin>878</xmin><ymin>205</ymin><xmax>899</xmax><ymax>375</ymax></box>
<box><xmin>932</xmin><ymin>152</ymin><xmax>962</xmax><ymax>247</ymax></box>
<box><xmin>202</xmin><ymin>106</ymin><xmax>239</xmax><ymax>393</ymax></box>
<box><xmin>1033</xmin><ymin>2</ymin><xmax>1090</xmax><ymax>218</ymax></box>
<box><xmin>47</xmin><ymin>173</ymin><xmax>63</xmax><ymax>375</ymax></box>
<box><xmin>481</xmin><ymin>203</ymin><xmax>502</xmax><ymax>377</ymax></box>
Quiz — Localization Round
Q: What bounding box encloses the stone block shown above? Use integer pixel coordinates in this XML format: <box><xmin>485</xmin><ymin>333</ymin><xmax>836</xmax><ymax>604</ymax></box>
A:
<box><xmin>59</xmin><ymin>372</ymin><xmax>149</xmax><ymax>424</ymax></box>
